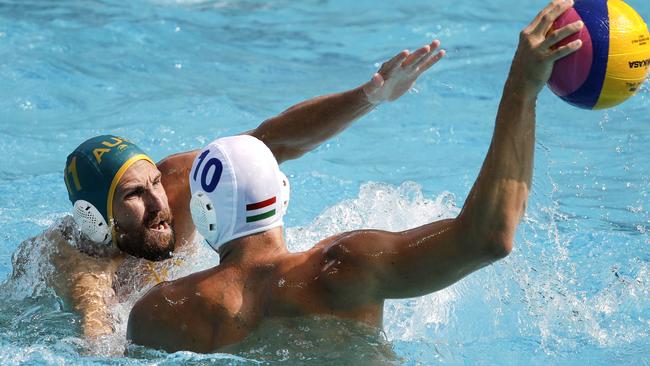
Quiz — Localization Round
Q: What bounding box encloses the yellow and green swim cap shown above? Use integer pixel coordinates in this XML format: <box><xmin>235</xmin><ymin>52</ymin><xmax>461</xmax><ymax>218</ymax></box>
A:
<box><xmin>64</xmin><ymin>135</ymin><xmax>155</xmax><ymax>243</ymax></box>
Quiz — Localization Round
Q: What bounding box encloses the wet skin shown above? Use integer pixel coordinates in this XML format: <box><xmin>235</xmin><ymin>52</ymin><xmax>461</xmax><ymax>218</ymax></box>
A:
<box><xmin>127</xmin><ymin>0</ymin><xmax>585</xmax><ymax>353</ymax></box>
<box><xmin>112</xmin><ymin>160</ymin><xmax>175</xmax><ymax>261</ymax></box>
<box><xmin>127</xmin><ymin>228</ymin><xmax>386</xmax><ymax>353</ymax></box>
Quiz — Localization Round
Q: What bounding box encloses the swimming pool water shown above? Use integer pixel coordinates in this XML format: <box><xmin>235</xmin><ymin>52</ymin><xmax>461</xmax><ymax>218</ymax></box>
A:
<box><xmin>1</xmin><ymin>0</ymin><xmax>649</xmax><ymax>364</ymax></box>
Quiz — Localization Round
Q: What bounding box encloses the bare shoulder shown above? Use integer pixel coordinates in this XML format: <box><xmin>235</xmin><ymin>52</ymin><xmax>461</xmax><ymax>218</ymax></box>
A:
<box><xmin>127</xmin><ymin>268</ymin><xmax>221</xmax><ymax>353</ymax></box>
<box><xmin>49</xmin><ymin>232</ymin><xmax>121</xmax><ymax>301</ymax></box>
<box><xmin>156</xmin><ymin>150</ymin><xmax>200</xmax><ymax>245</ymax></box>
<box><xmin>300</xmin><ymin>230</ymin><xmax>397</xmax><ymax>274</ymax></box>
<box><xmin>320</xmin><ymin>229</ymin><xmax>399</xmax><ymax>262</ymax></box>
<box><xmin>307</xmin><ymin>230</ymin><xmax>398</xmax><ymax>302</ymax></box>
<box><xmin>127</xmin><ymin>281</ymin><xmax>178</xmax><ymax>339</ymax></box>
<box><xmin>157</xmin><ymin>150</ymin><xmax>199</xmax><ymax>205</ymax></box>
<box><xmin>157</xmin><ymin>150</ymin><xmax>199</xmax><ymax>174</ymax></box>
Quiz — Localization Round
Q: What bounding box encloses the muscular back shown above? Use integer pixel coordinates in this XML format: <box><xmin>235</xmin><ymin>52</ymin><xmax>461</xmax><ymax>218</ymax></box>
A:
<box><xmin>127</xmin><ymin>234</ymin><xmax>385</xmax><ymax>353</ymax></box>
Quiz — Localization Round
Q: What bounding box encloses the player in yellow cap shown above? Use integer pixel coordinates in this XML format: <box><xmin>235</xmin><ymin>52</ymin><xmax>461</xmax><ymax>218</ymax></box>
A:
<box><xmin>50</xmin><ymin>39</ymin><xmax>447</xmax><ymax>341</ymax></box>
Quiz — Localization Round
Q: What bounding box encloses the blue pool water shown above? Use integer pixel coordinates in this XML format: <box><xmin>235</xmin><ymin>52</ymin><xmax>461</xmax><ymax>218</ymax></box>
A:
<box><xmin>1</xmin><ymin>0</ymin><xmax>649</xmax><ymax>364</ymax></box>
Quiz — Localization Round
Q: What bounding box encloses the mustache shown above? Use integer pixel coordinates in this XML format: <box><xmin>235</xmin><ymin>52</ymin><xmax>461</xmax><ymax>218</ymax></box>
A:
<box><xmin>143</xmin><ymin>209</ymin><xmax>173</xmax><ymax>228</ymax></box>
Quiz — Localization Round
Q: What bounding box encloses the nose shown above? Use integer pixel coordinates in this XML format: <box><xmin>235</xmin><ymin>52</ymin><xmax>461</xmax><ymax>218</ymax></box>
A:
<box><xmin>145</xmin><ymin>186</ymin><xmax>166</xmax><ymax>214</ymax></box>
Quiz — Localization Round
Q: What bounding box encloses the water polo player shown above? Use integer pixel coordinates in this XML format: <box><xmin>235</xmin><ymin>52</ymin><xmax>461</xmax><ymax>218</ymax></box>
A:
<box><xmin>53</xmin><ymin>38</ymin><xmax>446</xmax><ymax>340</ymax></box>
<box><xmin>64</xmin><ymin>136</ymin><xmax>174</xmax><ymax>261</ymax></box>
<box><xmin>127</xmin><ymin>0</ymin><xmax>585</xmax><ymax>353</ymax></box>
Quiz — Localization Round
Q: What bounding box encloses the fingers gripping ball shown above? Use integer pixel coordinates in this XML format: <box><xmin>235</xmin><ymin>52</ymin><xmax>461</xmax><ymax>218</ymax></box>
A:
<box><xmin>548</xmin><ymin>0</ymin><xmax>650</xmax><ymax>109</ymax></box>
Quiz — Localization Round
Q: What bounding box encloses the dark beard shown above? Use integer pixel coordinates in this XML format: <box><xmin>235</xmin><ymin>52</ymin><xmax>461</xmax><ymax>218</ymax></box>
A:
<box><xmin>115</xmin><ymin>210</ymin><xmax>175</xmax><ymax>261</ymax></box>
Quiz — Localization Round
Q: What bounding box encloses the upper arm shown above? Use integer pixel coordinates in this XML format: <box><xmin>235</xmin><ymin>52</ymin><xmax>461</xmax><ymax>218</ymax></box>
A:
<box><xmin>157</xmin><ymin>151</ymin><xmax>199</xmax><ymax>245</ymax></box>
<box><xmin>324</xmin><ymin>218</ymin><xmax>506</xmax><ymax>300</ymax></box>
<box><xmin>127</xmin><ymin>288</ymin><xmax>172</xmax><ymax>351</ymax></box>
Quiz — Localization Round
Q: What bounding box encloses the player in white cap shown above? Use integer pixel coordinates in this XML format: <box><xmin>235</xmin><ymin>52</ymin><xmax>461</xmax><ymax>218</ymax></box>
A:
<box><xmin>127</xmin><ymin>0</ymin><xmax>583</xmax><ymax>353</ymax></box>
<box><xmin>50</xmin><ymin>38</ymin><xmax>447</xmax><ymax>341</ymax></box>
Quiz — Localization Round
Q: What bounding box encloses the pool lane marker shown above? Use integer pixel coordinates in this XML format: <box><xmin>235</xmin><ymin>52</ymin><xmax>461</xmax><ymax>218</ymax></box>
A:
<box><xmin>246</xmin><ymin>196</ymin><xmax>276</xmax><ymax>223</ymax></box>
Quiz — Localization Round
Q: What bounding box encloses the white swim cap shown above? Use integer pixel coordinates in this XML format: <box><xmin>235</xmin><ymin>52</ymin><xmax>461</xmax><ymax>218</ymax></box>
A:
<box><xmin>189</xmin><ymin>135</ymin><xmax>290</xmax><ymax>252</ymax></box>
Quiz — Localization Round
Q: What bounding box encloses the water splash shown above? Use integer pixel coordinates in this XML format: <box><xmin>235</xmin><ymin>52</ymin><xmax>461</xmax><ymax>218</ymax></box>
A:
<box><xmin>2</xmin><ymin>181</ymin><xmax>649</xmax><ymax>364</ymax></box>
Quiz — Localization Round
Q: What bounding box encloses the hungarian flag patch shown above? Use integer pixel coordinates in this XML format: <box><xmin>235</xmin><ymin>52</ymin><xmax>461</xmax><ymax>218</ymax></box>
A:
<box><xmin>246</xmin><ymin>197</ymin><xmax>276</xmax><ymax>223</ymax></box>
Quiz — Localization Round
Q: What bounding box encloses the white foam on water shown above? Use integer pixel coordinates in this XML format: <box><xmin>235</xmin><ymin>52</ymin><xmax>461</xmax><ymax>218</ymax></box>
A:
<box><xmin>147</xmin><ymin>0</ymin><xmax>268</xmax><ymax>10</ymax></box>
<box><xmin>1</xmin><ymin>215</ymin><xmax>220</xmax><ymax>357</ymax></box>
<box><xmin>285</xmin><ymin>181</ymin><xmax>460</xmax><ymax>251</ymax></box>
<box><xmin>99</xmin><ymin>181</ymin><xmax>461</xmax><ymax>356</ymax></box>
<box><xmin>505</xmin><ymin>199</ymin><xmax>650</xmax><ymax>355</ymax></box>
<box><xmin>0</xmin><ymin>344</ymin><xmax>67</xmax><ymax>366</ymax></box>
<box><xmin>3</xmin><ymin>180</ymin><xmax>648</xmax><ymax>363</ymax></box>
<box><xmin>0</xmin><ymin>181</ymin><xmax>463</xmax><ymax>360</ymax></box>
<box><xmin>2</xmin><ymin>221</ymin><xmax>62</xmax><ymax>300</ymax></box>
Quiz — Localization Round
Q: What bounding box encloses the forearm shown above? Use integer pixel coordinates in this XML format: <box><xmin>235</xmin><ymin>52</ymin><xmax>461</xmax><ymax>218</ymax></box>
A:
<box><xmin>457</xmin><ymin>0</ymin><xmax>583</xmax><ymax>253</ymax></box>
<box><xmin>71</xmin><ymin>272</ymin><xmax>116</xmax><ymax>339</ymax></box>
<box><xmin>248</xmin><ymin>42</ymin><xmax>445</xmax><ymax>163</ymax></box>
<box><xmin>459</xmin><ymin>77</ymin><xmax>537</xmax><ymax>252</ymax></box>
<box><xmin>250</xmin><ymin>86</ymin><xmax>375</xmax><ymax>163</ymax></box>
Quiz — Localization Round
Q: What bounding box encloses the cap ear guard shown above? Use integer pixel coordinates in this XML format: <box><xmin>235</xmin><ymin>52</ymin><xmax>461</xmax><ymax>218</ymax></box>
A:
<box><xmin>191</xmin><ymin>172</ymin><xmax>289</xmax><ymax>251</ymax></box>
<box><xmin>279</xmin><ymin>171</ymin><xmax>290</xmax><ymax>215</ymax></box>
<box><xmin>190</xmin><ymin>191</ymin><xmax>220</xmax><ymax>251</ymax></box>
<box><xmin>72</xmin><ymin>200</ymin><xmax>111</xmax><ymax>245</ymax></box>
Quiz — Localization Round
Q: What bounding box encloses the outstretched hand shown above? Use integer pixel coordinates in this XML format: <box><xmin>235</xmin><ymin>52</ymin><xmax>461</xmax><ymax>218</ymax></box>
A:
<box><xmin>509</xmin><ymin>0</ymin><xmax>583</xmax><ymax>95</ymax></box>
<box><xmin>363</xmin><ymin>40</ymin><xmax>445</xmax><ymax>105</ymax></box>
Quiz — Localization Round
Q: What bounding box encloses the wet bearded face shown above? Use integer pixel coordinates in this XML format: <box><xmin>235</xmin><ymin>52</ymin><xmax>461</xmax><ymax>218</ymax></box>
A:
<box><xmin>115</xmin><ymin>207</ymin><xmax>175</xmax><ymax>261</ymax></box>
<box><xmin>112</xmin><ymin>160</ymin><xmax>175</xmax><ymax>261</ymax></box>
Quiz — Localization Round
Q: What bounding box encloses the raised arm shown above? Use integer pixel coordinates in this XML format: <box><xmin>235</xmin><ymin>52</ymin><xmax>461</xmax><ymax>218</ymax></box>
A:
<box><xmin>159</xmin><ymin>43</ymin><xmax>445</xmax><ymax>243</ymax></box>
<box><xmin>248</xmin><ymin>40</ymin><xmax>445</xmax><ymax>163</ymax></box>
<box><xmin>322</xmin><ymin>0</ymin><xmax>583</xmax><ymax>300</ymax></box>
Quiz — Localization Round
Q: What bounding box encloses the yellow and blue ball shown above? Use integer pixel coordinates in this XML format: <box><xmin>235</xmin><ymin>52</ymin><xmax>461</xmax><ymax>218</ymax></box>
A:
<box><xmin>548</xmin><ymin>0</ymin><xmax>650</xmax><ymax>109</ymax></box>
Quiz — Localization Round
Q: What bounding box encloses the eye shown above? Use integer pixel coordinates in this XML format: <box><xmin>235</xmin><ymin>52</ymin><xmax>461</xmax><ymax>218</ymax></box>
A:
<box><xmin>125</xmin><ymin>187</ymin><xmax>144</xmax><ymax>199</ymax></box>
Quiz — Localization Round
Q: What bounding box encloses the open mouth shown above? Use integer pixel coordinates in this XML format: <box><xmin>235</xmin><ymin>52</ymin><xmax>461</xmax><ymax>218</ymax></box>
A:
<box><xmin>149</xmin><ymin>220</ymin><xmax>170</xmax><ymax>232</ymax></box>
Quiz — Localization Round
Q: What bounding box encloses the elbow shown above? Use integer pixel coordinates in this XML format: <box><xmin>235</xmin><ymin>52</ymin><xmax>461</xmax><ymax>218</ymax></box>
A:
<box><xmin>482</xmin><ymin>218</ymin><xmax>516</xmax><ymax>259</ymax></box>
<box><xmin>485</xmin><ymin>231</ymin><xmax>513</xmax><ymax>260</ymax></box>
<box><xmin>267</xmin><ymin>144</ymin><xmax>310</xmax><ymax>164</ymax></box>
<box><xmin>458</xmin><ymin>216</ymin><xmax>515</xmax><ymax>261</ymax></box>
